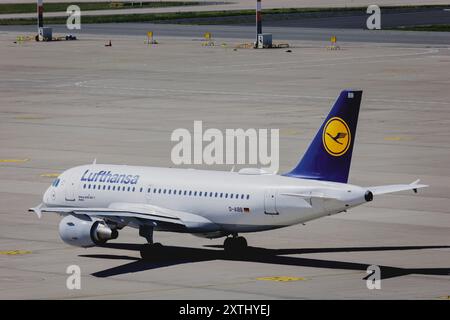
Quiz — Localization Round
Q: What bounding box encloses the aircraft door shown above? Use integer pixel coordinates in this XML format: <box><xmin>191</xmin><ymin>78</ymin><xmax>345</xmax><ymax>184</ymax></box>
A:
<box><xmin>64</xmin><ymin>180</ymin><xmax>76</xmax><ymax>202</ymax></box>
<box><xmin>264</xmin><ymin>188</ymin><xmax>278</xmax><ymax>215</ymax></box>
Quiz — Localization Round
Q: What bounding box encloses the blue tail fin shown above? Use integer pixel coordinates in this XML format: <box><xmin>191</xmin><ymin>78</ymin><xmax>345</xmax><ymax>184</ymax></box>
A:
<box><xmin>284</xmin><ymin>89</ymin><xmax>362</xmax><ymax>183</ymax></box>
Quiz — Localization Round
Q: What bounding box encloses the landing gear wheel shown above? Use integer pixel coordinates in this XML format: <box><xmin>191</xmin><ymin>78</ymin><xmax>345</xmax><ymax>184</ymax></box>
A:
<box><xmin>111</xmin><ymin>229</ymin><xmax>119</xmax><ymax>240</ymax></box>
<box><xmin>224</xmin><ymin>237</ymin><xmax>233</xmax><ymax>252</ymax></box>
<box><xmin>223</xmin><ymin>236</ymin><xmax>248</xmax><ymax>255</ymax></box>
<box><xmin>140</xmin><ymin>243</ymin><xmax>164</xmax><ymax>261</ymax></box>
<box><xmin>236</xmin><ymin>236</ymin><xmax>247</xmax><ymax>249</ymax></box>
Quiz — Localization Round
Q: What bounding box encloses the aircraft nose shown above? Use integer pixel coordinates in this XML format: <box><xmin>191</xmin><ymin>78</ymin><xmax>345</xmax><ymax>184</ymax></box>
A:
<box><xmin>43</xmin><ymin>186</ymin><xmax>55</xmax><ymax>205</ymax></box>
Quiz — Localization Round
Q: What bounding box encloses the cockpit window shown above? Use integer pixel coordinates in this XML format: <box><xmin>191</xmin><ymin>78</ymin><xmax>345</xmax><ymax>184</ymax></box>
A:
<box><xmin>52</xmin><ymin>178</ymin><xmax>60</xmax><ymax>187</ymax></box>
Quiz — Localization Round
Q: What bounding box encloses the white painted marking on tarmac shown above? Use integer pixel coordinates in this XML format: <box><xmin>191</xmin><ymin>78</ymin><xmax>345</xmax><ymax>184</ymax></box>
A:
<box><xmin>75</xmin><ymin>80</ymin><xmax>449</xmax><ymax>106</ymax></box>
<box><xmin>202</xmin><ymin>48</ymin><xmax>438</xmax><ymax>70</ymax></box>
<box><xmin>230</xmin><ymin>52</ymin><xmax>439</xmax><ymax>73</ymax></box>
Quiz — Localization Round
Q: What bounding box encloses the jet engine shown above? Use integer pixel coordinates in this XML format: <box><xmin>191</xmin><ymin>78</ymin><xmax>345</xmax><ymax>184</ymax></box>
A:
<box><xmin>58</xmin><ymin>215</ymin><xmax>118</xmax><ymax>248</ymax></box>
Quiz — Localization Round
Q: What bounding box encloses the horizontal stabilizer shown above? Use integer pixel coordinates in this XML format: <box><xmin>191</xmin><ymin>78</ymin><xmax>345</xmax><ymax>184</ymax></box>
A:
<box><xmin>368</xmin><ymin>180</ymin><xmax>428</xmax><ymax>195</ymax></box>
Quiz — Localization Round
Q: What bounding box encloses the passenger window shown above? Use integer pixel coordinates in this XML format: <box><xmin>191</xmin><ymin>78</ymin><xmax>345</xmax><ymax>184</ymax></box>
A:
<box><xmin>184</xmin><ymin>190</ymin><xmax>187</xmax><ymax>195</ymax></box>
<box><xmin>103</xmin><ymin>185</ymin><xmax>106</xmax><ymax>190</ymax></box>
<box><xmin>225</xmin><ymin>193</ymin><xmax>228</xmax><ymax>198</ymax></box>
<box><xmin>220</xmin><ymin>193</ymin><xmax>223</xmax><ymax>198</ymax></box>
<box><xmin>189</xmin><ymin>191</ymin><xmax>192</xmax><ymax>196</ymax></box>
<box><xmin>139</xmin><ymin>187</ymin><xmax>142</xmax><ymax>192</ymax></box>
<box><xmin>132</xmin><ymin>187</ymin><xmax>135</xmax><ymax>192</ymax></box>
<box><xmin>241</xmin><ymin>194</ymin><xmax>244</xmax><ymax>199</ymax></box>
<box><xmin>194</xmin><ymin>191</ymin><xmax>197</xmax><ymax>196</ymax></box>
<box><xmin>108</xmin><ymin>186</ymin><xmax>111</xmax><ymax>190</ymax></box>
<box><xmin>230</xmin><ymin>194</ymin><xmax>233</xmax><ymax>199</ymax></box>
<box><xmin>247</xmin><ymin>194</ymin><xmax>250</xmax><ymax>199</ymax></box>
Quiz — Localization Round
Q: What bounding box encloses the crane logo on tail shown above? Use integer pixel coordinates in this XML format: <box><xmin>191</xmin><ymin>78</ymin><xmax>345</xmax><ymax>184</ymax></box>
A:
<box><xmin>323</xmin><ymin>117</ymin><xmax>351</xmax><ymax>156</ymax></box>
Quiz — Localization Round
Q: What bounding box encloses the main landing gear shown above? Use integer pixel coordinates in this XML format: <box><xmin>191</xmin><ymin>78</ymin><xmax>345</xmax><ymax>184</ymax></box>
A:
<box><xmin>139</xmin><ymin>226</ymin><xmax>164</xmax><ymax>260</ymax></box>
<box><xmin>223</xmin><ymin>235</ymin><xmax>248</xmax><ymax>254</ymax></box>
<box><xmin>138</xmin><ymin>226</ymin><xmax>249</xmax><ymax>260</ymax></box>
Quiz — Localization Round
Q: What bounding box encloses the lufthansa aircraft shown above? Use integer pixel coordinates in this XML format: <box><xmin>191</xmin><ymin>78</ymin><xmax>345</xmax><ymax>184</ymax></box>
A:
<box><xmin>29</xmin><ymin>90</ymin><xmax>427</xmax><ymax>259</ymax></box>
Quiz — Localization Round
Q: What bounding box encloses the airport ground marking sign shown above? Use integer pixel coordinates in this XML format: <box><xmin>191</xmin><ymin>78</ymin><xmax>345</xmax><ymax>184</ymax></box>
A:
<box><xmin>0</xmin><ymin>250</ymin><xmax>32</xmax><ymax>255</ymax></box>
<box><xmin>40</xmin><ymin>173</ymin><xmax>60</xmax><ymax>178</ymax></box>
<box><xmin>256</xmin><ymin>276</ymin><xmax>306</xmax><ymax>282</ymax></box>
<box><xmin>0</xmin><ymin>159</ymin><xmax>29</xmax><ymax>163</ymax></box>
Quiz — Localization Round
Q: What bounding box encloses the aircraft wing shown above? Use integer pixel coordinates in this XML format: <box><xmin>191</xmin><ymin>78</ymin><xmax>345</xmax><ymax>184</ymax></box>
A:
<box><xmin>367</xmin><ymin>180</ymin><xmax>428</xmax><ymax>195</ymax></box>
<box><xmin>28</xmin><ymin>202</ymin><xmax>218</xmax><ymax>232</ymax></box>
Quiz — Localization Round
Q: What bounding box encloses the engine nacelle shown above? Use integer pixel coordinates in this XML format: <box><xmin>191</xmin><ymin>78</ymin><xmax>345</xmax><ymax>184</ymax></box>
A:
<box><xmin>58</xmin><ymin>215</ymin><xmax>118</xmax><ymax>248</ymax></box>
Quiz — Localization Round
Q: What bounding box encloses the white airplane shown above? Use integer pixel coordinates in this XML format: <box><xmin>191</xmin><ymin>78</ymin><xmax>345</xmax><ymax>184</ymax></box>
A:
<box><xmin>29</xmin><ymin>89</ymin><xmax>427</xmax><ymax>260</ymax></box>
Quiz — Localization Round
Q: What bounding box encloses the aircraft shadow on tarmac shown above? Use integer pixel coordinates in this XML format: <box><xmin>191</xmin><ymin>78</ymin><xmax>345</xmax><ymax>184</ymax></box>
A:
<box><xmin>79</xmin><ymin>243</ymin><xmax>450</xmax><ymax>280</ymax></box>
